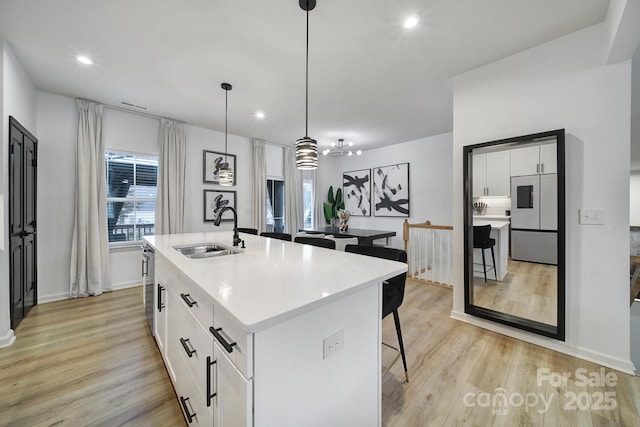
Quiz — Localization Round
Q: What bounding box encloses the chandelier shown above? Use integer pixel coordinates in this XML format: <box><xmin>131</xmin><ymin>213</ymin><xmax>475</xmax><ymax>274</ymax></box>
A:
<box><xmin>322</xmin><ymin>139</ymin><xmax>362</xmax><ymax>156</ymax></box>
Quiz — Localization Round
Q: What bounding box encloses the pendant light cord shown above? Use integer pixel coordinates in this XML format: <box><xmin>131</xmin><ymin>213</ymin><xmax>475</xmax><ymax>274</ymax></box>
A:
<box><xmin>224</xmin><ymin>87</ymin><xmax>228</xmax><ymax>162</ymax></box>
<box><xmin>305</xmin><ymin>5</ymin><xmax>309</xmax><ymax>138</ymax></box>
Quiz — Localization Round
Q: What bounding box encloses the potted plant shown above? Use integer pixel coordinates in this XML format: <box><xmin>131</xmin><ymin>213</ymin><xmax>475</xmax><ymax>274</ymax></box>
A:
<box><xmin>323</xmin><ymin>186</ymin><xmax>345</xmax><ymax>226</ymax></box>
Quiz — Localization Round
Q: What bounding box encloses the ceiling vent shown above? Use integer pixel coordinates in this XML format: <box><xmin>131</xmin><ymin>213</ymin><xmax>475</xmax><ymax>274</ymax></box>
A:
<box><xmin>119</xmin><ymin>100</ymin><xmax>148</xmax><ymax>111</ymax></box>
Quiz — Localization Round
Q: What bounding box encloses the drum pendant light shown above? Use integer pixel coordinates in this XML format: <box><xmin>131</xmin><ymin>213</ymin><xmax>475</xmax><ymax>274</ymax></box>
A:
<box><xmin>219</xmin><ymin>82</ymin><xmax>234</xmax><ymax>186</ymax></box>
<box><xmin>295</xmin><ymin>0</ymin><xmax>318</xmax><ymax>170</ymax></box>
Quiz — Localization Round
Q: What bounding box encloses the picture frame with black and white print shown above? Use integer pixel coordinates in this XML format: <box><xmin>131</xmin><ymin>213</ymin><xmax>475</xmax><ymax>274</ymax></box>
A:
<box><xmin>204</xmin><ymin>190</ymin><xmax>236</xmax><ymax>222</ymax></box>
<box><xmin>343</xmin><ymin>169</ymin><xmax>371</xmax><ymax>216</ymax></box>
<box><xmin>373</xmin><ymin>163</ymin><xmax>410</xmax><ymax>217</ymax></box>
<box><xmin>203</xmin><ymin>150</ymin><xmax>236</xmax><ymax>185</ymax></box>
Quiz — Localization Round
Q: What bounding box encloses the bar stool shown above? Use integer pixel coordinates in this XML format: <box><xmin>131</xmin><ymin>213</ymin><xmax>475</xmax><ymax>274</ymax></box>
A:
<box><xmin>473</xmin><ymin>225</ymin><xmax>496</xmax><ymax>284</ymax></box>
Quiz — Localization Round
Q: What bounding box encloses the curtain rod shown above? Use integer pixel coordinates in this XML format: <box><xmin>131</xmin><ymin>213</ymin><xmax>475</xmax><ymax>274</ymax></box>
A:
<box><xmin>80</xmin><ymin>99</ymin><xmax>290</xmax><ymax>144</ymax></box>
<box><xmin>78</xmin><ymin>98</ymin><xmax>185</xmax><ymax>124</ymax></box>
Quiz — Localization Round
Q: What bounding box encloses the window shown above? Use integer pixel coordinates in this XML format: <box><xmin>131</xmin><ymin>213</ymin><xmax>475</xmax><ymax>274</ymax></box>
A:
<box><xmin>105</xmin><ymin>150</ymin><xmax>158</xmax><ymax>243</ymax></box>
<box><xmin>266</xmin><ymin>179</ymin><xmax>285</xmax><ymax>232</ymax></box>
<box><xmin>303</xmin><ymin>177</ymin><xmax>313</xmax><ymax>229</ymax></box>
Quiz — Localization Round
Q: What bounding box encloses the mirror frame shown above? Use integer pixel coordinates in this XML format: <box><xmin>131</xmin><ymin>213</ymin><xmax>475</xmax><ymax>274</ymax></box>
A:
<box><xmin>463</xmin><ymin>129</ymin><xmax>566</xmax><ymax>341</ymax></box>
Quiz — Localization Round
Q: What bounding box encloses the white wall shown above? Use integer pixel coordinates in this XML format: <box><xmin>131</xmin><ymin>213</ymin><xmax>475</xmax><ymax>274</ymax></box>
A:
<box><xmin>34</xmin><ymin>91</ymin><xmax>255</xmax><ymax>301</ymax></box>
<box><xmin>1</xmin><ymin>41</ymin><xmax>37</xmax><ymax>347</ymax></box>
<box><xmin>183</xmin><ymin>125</ymin><xmax>252</xmax><ymax>232</ymax></box>
<box><xmin>452</xmin><ymin>24</ymin><xmax>635</xmax><ymax>373</ymax></box>
<box><xmin>35</xmin><ymin>93</ymin><xmax>75</xmax><ymax>302</ymax></box>
<box><xmin>318</xmin><ymin>133</ymin><xmax>453</xmax><ymax>249</ymax></box>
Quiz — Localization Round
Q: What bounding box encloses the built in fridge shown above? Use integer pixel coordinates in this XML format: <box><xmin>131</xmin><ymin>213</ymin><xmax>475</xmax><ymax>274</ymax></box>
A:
<box><xmin>510</xmin><ymin>174</ymin><xmax>558</xmax><ymax>265</ymax></box>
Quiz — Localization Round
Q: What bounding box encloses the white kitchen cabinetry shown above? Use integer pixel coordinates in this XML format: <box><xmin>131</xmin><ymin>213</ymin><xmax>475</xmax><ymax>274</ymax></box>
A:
<box><xmin>146</xmin><ymin>232</ymin><xmax>407</xmax><ymax>426</ymax></box>
<box><xmin>153</xmin><ymin>274</ymin><xmax>167</xmax><ymax>356</ymax></box>
<box><xmin>473</xmin><ymin>151</ymin><xmax>511</xmax><ymax>197</ymax></box>
<box><xmin>511</xmin><ymin>142</ymin><xmax>557</xmax><ymax>176</ymax></box>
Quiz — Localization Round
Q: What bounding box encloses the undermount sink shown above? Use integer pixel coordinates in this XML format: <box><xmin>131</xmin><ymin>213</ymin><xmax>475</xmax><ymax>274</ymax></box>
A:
<box><xmin>173</xmin><ymin>243</ymin><xmax>240</xmax><ymax>259</ymax></box>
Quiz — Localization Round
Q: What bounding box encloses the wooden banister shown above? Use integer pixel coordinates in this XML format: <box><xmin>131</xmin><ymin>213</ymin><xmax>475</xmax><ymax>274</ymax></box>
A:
<box><xmin>403</xmin><ymin>219</ymin><xmax>453</xmax><ymax>252</ymax></box>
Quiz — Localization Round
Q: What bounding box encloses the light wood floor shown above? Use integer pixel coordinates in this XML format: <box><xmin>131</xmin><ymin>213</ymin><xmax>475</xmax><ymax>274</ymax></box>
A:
<box><xmin>382</xmin><ymin>280</ymin><xmax>640</xmax><ymax>426</ymax></box>
<box><xmin>472</xmin><ymin>259</ymin><xmax>557</xmax><ymax>326</ymax></box>
<box><xmin>0</xmin><ymin>287</ymin><xmax>184</xmax><ymax>427</ymax></box>
<box><xmin>2</xmin><ymin>283</ymin><xmax>639</xmax><ymax>426</ymax></box>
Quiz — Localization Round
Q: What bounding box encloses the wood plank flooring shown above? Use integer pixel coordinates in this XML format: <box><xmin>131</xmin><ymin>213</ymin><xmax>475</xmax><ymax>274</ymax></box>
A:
<box><xmin>1</xmin><ymin>282</ymin><xmax>639</xmax><ymax>426</ymax></box>
<box><xmin>472</xmin><ymin>259</ymin><xmax>557</xmax><ymax>326</ymax></box>
<box><xmin>0</xmin><ymin>287</ymin><xmax>185</xmax><ymax>427</ymax></box>
<box><xmin>382</xmin><ymin>280</ymin><xmax>640</xmax><ymax>426</ymax></box>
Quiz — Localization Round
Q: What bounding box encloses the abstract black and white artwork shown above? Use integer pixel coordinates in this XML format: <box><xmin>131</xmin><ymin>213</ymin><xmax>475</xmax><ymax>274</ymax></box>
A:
<box><xmin>373</xmin><ymin>163</ymin><xmax>410</xmax><ymax>217</ymax></box>
<box><xmin>204</xmin><ymin>190</ymin><xmax>236</xmax><ymax>222</ymax></box>
<box><xmin>343</xmin><ymin>169</ymin><xmax>371</xmax><ymax>216</ymax></box>
<box><xmin>203</xmin><ymin>150</ymin><xmax>236</xmax><ymax>185</ymax></box>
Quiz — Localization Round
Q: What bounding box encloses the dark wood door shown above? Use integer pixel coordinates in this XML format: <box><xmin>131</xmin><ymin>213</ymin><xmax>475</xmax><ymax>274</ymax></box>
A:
<box><xmin>9</xmin><ymin>116</ymin><xmax>38</xmax><ymax>330</ymax></box>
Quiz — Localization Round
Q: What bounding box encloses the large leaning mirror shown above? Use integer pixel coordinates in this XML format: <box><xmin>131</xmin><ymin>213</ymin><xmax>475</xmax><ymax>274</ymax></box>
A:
<box><xmin>463</xmin><ymin>129</ymin><xmax>565</xmax><ymax>340</ymax></box>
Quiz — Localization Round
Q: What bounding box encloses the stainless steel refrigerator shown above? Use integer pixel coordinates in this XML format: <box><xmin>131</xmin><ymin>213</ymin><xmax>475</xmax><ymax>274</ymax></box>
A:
<box><xmin>510</xmin><ymin>174</ymin><xmax>558</xmax><ymax>265</ymax></box>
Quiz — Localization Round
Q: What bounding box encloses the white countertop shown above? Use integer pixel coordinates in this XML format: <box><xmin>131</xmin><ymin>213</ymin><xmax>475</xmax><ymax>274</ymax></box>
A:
<box><xmin>145</xmin><ymin>231</ymin><xmax>407</xmax><ymax>332</ymax></box>
<box><xmin>473</xmin><ymin>220</ymin><xmax>510</xmax><ymax>230</ymax></box>
<box><xmin>473</xmin><ymin>214</ymin><xmax>511</xmax><ymax>220</ymax></box>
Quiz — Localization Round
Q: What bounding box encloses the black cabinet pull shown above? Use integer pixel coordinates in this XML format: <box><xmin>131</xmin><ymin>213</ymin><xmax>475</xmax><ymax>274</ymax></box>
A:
<box><xmin>206</xmin><ymin>356</ymin><xmax>217</xmax><ymax>407</ymax></box>
<box><xmin>157</xmin><ymin>284</ymin><xmax>165</xmax><ymax>312</ymax></box>
<box><xmin>179</xmin><ymin>396</ymin><xmax>196</xmax><ymax>423</ymax></box>
<box><xmin>180</xmin><ymin>338</ymin><xmax>196</xmax><ymax>357</ymax></box>
<box><xmin>209</xmin><ymin>326</ymin><xmax>237</xmax><ymax>353</ymax></box>
<box><xmin>180</xmin><ymin>293</ymin><xmax>196</xmax><ymax>307</ymax></box>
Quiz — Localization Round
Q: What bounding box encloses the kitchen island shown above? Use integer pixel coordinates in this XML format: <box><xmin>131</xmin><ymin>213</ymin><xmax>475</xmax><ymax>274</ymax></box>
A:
<box><xmin>145</xmin><ymin>231</ymin><xmax>406</xmax><ymax>427</ymax></box>
<box><xmin>472</xmin><ymin>219</ymin><xmax>510</xmax><ymax>281</ymax></box>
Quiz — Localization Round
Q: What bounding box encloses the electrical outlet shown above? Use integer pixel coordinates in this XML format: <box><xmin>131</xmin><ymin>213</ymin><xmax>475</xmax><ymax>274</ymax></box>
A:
<box><xmin>323</xmin><ymin>329</ymin><xmax>344</xmax><ymax>359</ymax></box>
<box><xmin>579</xmin><ymin>208</ymin><xmax>604</xmax><ymax>225</ymax></box>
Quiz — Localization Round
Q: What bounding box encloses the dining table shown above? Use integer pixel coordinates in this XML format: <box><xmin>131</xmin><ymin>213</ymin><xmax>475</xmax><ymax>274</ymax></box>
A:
<box><xmin>299</xmin><ymin>227</ymin><xmax>396</xmax><ymax>246</ymax></box>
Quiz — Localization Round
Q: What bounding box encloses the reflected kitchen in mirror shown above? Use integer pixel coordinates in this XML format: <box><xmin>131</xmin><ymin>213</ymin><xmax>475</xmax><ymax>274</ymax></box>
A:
<box><xmin>463</xmin><ymin>129</ymin><xmax>565</xmax><ymax>340</ymax></box>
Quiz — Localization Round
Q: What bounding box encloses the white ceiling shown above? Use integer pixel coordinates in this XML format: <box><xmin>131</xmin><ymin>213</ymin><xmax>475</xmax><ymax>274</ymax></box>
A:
<box><xmin>0</xmin><ymin>0</ymin><xmax>610</xmax><ymax>151</ymax></box>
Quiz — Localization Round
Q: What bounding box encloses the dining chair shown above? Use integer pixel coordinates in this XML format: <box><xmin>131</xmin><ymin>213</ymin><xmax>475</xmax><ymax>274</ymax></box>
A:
<box><xmin>344</xmin><ymin>244</ymin><xmax>409</xmax><ymax>382</ymax></box>
<box><xmin>237</xmin><ymin>227</ymin><xmax>258</xmax><ymax>235</ymax></box>
<box><xmin>324</xmin><ymin>235</ymin><xmax>358</xmax><ymax>251</ymax></box>
<box><xmin>259</xmin><ymin>232</ymin><xmax>292</xmax><ymax>242</ymax></box>
<box><xmin>294</xmin><ymin>236</ymin><xmax>336</xmax><ymax>249</ymax></box>
<box><xmin>473</xmin><ymin>225</ymin><xmax>496</xmax><ymax>284</ymax></box>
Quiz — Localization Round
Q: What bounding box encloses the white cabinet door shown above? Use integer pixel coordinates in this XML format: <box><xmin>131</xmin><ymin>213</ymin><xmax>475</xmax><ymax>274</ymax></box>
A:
<box><xmin>485</xmin><ymin>151</ymin><xmax>510</xmax><ymax>196</ymax></box>
<box><xmin>472</xmin><ymin>154</ymin><xmax>487</xmax><ymax>197</ymax></box>
<box><xmin>154</xmin><ymin>273</ymin><xmax>167</xmax><ymax>357</ymax></box>
<box><xmin>165</xmin><ymin>285</ymin><xmax>180</xmax><ymax>384</ymax></box>
<box><xmin>540</xmin><ymin>143</ymin><xmax>557</xmax><ymax>174</ymax></box>
<box><xmin>215</xmin><ymin>343</ymin><xmax>252</xmax><ymax>427</ymax></box>
<box><xmin>510</xmin><ymin>145</ymin><xmax>540</xmax><ymax>176</ymax></box>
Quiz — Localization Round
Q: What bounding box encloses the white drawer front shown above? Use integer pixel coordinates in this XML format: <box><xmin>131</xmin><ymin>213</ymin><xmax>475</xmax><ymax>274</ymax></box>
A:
<box><xmin>212</xmin><ymin>308</ymin><xmax>253</xmax><ymax>378</ymax></box>
<box><xmin>179</xmin><ymin>274</ymin><xmax>214</xmax><ymax>330</ymax></box>
<box><xmin>155</xmin><ymin>254</ymin><xmax>179</xmax><ymax>292</ymax></box>
<box><xmin>176</xmin><ymin>353</ymin><xmax>214</xmax><ymax>427</ymax></box>
<box><xmin>178</xmin><ymin>302</ymin><xmax>215</xmax><ymax>402</ymax></box>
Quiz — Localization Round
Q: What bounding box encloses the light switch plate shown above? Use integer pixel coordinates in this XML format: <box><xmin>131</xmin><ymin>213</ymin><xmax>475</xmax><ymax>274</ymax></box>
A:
<box><xmin>323</xmin><ymin>329</ymin><xmax>344</xmax><ymax>359</ymax></box>
<box><xmin>579</xmin><ymin>208</ymin><xmax>604</xmax><ymax>225</ymax></box>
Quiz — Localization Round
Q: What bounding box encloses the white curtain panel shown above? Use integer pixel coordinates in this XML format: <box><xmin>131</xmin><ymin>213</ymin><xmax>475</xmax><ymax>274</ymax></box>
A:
<box><xmin>70</xmin><ymin>100</ymin><xmax>112</xmax><ymax>297</ymax></box>
<box><xmin>252</xmin><ymin>139</ymin><xmax>267</xmax><ymax>233</ymax></box>
<box><xmin>284</xmin><ymin>147</ymin><xmax>303</xmax><ymax>234</ymax></box>
<box><xmin>155</xmin><ymin>119</ymin><xmax>186</xmax><ymax>235</ymax></box>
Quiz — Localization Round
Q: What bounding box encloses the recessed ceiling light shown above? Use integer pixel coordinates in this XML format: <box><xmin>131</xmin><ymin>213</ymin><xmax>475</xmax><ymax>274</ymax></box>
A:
<box><xmin>256</xmin><ymin>111</ymin><xmax>265</xmax><ymax>119</ymax></box>
<box><xmin>403</xmin><ymin>16</ymin><xmax>418</xmax><ymax>29</ymax></box>
<box><xmin>76</xmin><ymin>55</ymin><xmax>93</xmax><ymax>65</ymax></box>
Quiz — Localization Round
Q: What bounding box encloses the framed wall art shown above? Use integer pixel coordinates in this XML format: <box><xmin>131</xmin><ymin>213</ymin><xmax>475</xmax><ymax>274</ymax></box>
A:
<box><xmin>203</xmin><ymin>150</ymin><xmax>236</xmax><ymax>185</ymax></box>
<box><xmin>373</xmin><ymin>163</ymin><xmax>410</xmax><ymax>217</ymax></box>
<box><xmin>204</xmin><ymin>189</ymin><xmax>236</xmax><ymax>222</ymax></box>
<box><xmin>343</xmin><ymin>169</ymin><xmax>371</xmax><ymax>216</ymax></box>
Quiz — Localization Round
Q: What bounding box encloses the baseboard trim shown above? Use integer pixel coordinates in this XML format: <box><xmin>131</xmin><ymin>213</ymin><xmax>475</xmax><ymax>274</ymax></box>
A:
<box><xmin>38</xmin><ymin>282</ymin><xmax>142</xmax><ymax>304</ymax></box>
<box><xmin>0</xmin><ymin>329</ymin><xmax>16</xmax><ymax>348</ymax></box>
<box><xmin>450</xmin><ymin>310</ymin><xmax>637</xmax><ymax>375</ymax></box>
